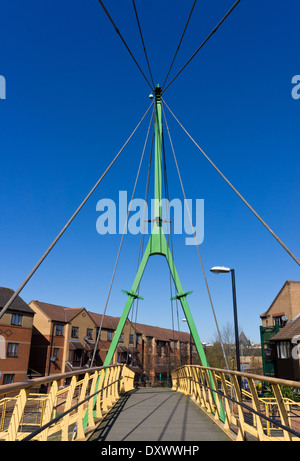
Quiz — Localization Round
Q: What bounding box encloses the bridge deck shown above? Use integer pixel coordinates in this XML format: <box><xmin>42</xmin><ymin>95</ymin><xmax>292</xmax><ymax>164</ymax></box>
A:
<box><xmin>89</xmin><ymin>387</ymin><xmax>231</xmax><ymax>442</ymax></box>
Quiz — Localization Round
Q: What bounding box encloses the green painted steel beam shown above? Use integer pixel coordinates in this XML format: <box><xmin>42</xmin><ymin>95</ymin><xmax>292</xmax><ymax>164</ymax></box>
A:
<box><xmin>101</xmin><ymin>86</ymin><xmax>225</xmax><ymax>421</ymax></box>
<box><xmin>154</xmin><ymin>85</ymin><xmax>163</xmax><ymax>225</ymax></box>
<box><xmin>103</xmin><ymin>238</ymin><xmax>151</xmax><ymax>367</ymax></box>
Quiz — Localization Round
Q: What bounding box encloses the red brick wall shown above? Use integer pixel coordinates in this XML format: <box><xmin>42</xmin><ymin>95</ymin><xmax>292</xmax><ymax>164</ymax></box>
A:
<box><xmin>0</xmin><ymin>324</ymin><xmax>33</xmax><ymax>385</ymax></box>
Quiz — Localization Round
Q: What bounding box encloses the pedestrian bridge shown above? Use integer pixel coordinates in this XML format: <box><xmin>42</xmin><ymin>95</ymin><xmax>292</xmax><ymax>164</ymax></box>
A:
<box><xmin>1</xmin><ymin>364</ymin><xmax>300</xmax><ymax>442</ymax></box>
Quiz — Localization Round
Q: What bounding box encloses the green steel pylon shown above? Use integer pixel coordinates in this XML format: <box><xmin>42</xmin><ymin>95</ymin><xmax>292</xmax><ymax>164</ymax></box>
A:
<box><xmin>103</xmin><ymin>86</ymin><xmax>210</xmax><ymax>369</ymax></box>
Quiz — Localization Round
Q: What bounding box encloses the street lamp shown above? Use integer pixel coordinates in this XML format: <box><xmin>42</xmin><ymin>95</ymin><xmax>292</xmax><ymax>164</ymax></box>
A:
<box><xmin>182</xmin><ymin>318</ymin><xmax>192</xmax><ymax>365</ymax></box>
<box><xmin>210</xmin><ymin>266</ymin><xmax>241</xmax><ymax>386</ymax></box>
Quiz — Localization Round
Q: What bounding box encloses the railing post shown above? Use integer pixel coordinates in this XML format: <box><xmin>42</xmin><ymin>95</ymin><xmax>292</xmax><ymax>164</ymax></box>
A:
<box><xmin>76</xmin><ymin>372</ymin><xmax>90</xmax><ymax>440</ymax></box>
<box><xmin>203</xmin><ymin>369</ymin><xmax>216</xmax><ymax>415</ymax></box>
<box><xmin>271</xmin><ymin>383</ymin><xmax>293</xmax><ymax>441</ymax></box>
<box><xmin>38</xmin><ymin>379</ymin><xmax>60</xmax><ymax>441</ymax></box>
<box><xmin>7</xmin><ymin>388</ymin><xmax>30</xmax><ymax>441</ymax></box>
<box><xmin>102</xmin><ymin>368</ymin><xmax>111</xmax><ymax>413</ymax></box>
<box><xmin>247</xmin><ymin>378</ymin><xmax>267</xmax><ymax>441</ymax></box>
<box><xmin>88</xmin><ymin>370</ymin><xmax>99</xmax><ymax>428</ymax></box>
<box><xmin>198</xmin><ymin>368</ymin><xmax>208</xmax><ymax>410</ymax></box>
<box><xmin>193</xmin><ymin>367</ymin><xmax>202</xmax><ymax>407</ymax></box>
<box><xmin>209</xmin><ymin>370</ymin><xmax>222</xmax><ymax>422</ymax></box>
<box><xmin>95</xmin><ymin>370</ymin><xmax>106</xmax><ymax>419</ymax></box>
<box><xmin>112</xmin><ymin>366</ymin><xmax>118</xmax><ymax>401</ymax></box>
<box><xmin>61</xmin><ymin>375</ymin><xmax>77</xmax><ymax>441</ymax></box>
<box><xmin>231</xmin><ymin>374</ymin><xmax>246</xmax><ymax>441</ymax></box>
<box><xmin>219</xmin><ymin>372</ymin><xmax>232</xmax><ymax>431</ymax></box>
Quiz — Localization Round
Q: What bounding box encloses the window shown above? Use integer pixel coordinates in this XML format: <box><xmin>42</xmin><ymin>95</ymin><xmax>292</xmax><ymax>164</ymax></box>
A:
<box><xmin>273</xmin><ymin>316</ymin><xmax>285</xmax><ymax>327</ymax></box>
<box><xmin>3</xmin><ymin>374</ymin><xmax>15</xmax><ymax>385</ymax></box>
<box><xmin>119</xmin><ymin>333</ymin><xmax>124</xmax><ymax>343</ymax></box>
<box><xmin>136</xmin><ymin>334</ymin><xmax>141</xmax><ymax>344</ymax></box>
<box><xmin>107</xmin><ymin>331</ymin><xmax>112</xmax><ymax>341</ymax></box>
<box><xmin>11</xmin><ymin>313</ymin><xmax>22</xmax><ymax>326</ymax></box>
<box><xmin>277</xmin><ymin>341</ymin><xmax>291</xmax><ymax>359</ymax></box>
<box><xmin>53</xmin><ymin>348</ymin><xmax>59</xmax><ymax>360</ymax></box>
<box><xmin>86</xmin><ymin>329</ymin><xmax>93</xmax><ymax>339</ymax></box>
<box><xmin>7</xmin><ymin>343</ymin><xmax>19</xmax><ymax>357</ymax></box>
<box><xmin>55</xmin><ymin>324</ymin><xmax>64</xmax><ymax>336</ymax></box>
<box><xmin>96</xmin><ymin>328</ymin><xmax>101</xmax><ymax>340</ymax></box>
<box><xmin>129</xmin><ymin>334</ymin><xmax>134</xmax><ymax>344</ymax></box>
<box><xmin>71</xmin><ymin>327</ymin><xmax>79</xmax><ymax>338</ymax></box>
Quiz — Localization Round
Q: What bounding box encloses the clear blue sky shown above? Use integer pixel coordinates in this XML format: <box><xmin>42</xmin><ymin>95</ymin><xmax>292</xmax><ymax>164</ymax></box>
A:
<box><xmin>0</xmin><ymin>0</ymin><xmax>299</xmax><ymax>345</ymax></box>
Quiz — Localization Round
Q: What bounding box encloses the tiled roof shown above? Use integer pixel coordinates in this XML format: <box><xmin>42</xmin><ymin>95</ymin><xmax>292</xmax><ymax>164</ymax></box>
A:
<box><xmin>31</xmin><ymin>300</ymin><xmax>85</xmax><ymax>322</ymax></box>
<box><xmin>271</xmin><ymin>315</ymin><xmax>300</xmax><ymax>341</ymax></box>
<box><xmin>134</xmin><ymin>322</ymin><xmax>190</xmax><ymax>343</ymax></box>
<box><xmin>88</xmin><ymin>312</ymin><xmax>120</xmax><ymax>330</ymax></box>
<box><xmin>30</xmin><ymin>301</ymin><xmax>191</xmax><ymax>343</ymax></box>
<box><xmin>0</xmin><ymin>287</ymin><xmax>34</xmax><ymax>315</ymax></box>
<box><xmin>89</xmin><ymin>312</ymin><xmax>190</xmax><ymax>342</ymax></box>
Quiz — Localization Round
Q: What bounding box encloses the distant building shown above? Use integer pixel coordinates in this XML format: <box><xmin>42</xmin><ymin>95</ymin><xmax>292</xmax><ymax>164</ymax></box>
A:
<box><xmin>0</xmin><ymin>287</ymin><xmax>35</xmax><ymax>385</ymax></box>
<box><xmin>239</xmin><ymin>331</ymin><xmax>251</xmax><ymax>347</ymax></box>
<box><xmin>133</xmin><ymin>322</ymin><xmax>193</xmax><ymax>383</ymax></box>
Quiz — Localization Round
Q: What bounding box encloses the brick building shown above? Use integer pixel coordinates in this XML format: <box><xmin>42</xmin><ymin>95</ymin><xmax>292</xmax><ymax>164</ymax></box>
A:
<box><xmin>260</xmin><ymin>281</ymin><xmax>300</xmax><ymax>327</ymax></box>
<box><xmin>27</xmin><ymin>299</ymin><xmax>194</xmax><ymax>384</ymax></box>
<box><xmin>133</xmin><ymin>322</ymin><xmax>193</xmax><ymax>383</ymax></box>
<box><xmin>270</xmin><ymin>315</ymin><xmax>300</xmax><ymax>381</ymax></box>
<box><xmin>260</xmin><ymin>280</ymin><xmax>300</xmax><ymax>378</ymax></box>
<box><xmin>28</xmin><ymin>301</ymin><xmax>101</xmax><ymax>376</ymax></box>
<box><xmin>0</xmin><ymin>287</ymin><xmax>35</xmax><ymax>385</ymax></box>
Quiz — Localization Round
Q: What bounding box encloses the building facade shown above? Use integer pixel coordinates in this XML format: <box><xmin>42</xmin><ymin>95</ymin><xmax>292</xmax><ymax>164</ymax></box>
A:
<box><xmin>260</xmin><ymin>281</ymin><xmax>300</xmax><ymax>379</ymax></box>
<box><xmin>27</xmin><ymin>300</ymin><xmax>194</xmax><ymax>384</ymax></box>
<box><xmin>0</xmin><ymin>287</ymin><xmax>35</xmax><ymax>385</ymax></box>
<box><xmin>28</xmin><ymin>301</ymin><xmax>101</xmax><ymax>376</ymax></box>
<box><xmin>270</xmin><ymin>315</ymin><xmax>300</xmax><ymax>381</ymax></box>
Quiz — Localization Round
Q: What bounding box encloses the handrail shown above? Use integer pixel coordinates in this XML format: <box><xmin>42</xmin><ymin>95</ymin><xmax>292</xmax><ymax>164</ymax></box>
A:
<box><xmin>190</xmin><ymin>374</ymin><xmax>300</xmax><ymax>438</ymax></box>
<box><xmin>171</xmin><ymin>365</ymin><xmax>300</xmax><ymax>441</ymax></box>
<box><xmin>0</xmin><ymin>364</ymin><xmax>135</xmax><ymax>441</ymax></box>
<box><xmin>21</xmin><ymin>377</ymin><xmax>121</xmax><ymax>441</ymax></box>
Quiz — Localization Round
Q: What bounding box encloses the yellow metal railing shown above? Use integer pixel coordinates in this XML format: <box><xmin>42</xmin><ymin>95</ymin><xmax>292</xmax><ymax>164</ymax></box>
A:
<box><xmin>0</xmin><ymin>364</ymin><xmax>135</xmax><ymax>441</ymax></box>
<box><xmin>171</xmin><ymin>365</ymin><xmax>300</xmax><ymax>441</ymax></box>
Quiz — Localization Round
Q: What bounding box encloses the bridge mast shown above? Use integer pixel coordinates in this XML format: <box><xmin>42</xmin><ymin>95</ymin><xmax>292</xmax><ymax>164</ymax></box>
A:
<box><xmin>102</xmin><ymin>86</ymin><xmax>210</xmax><ymax>370</ymax></box>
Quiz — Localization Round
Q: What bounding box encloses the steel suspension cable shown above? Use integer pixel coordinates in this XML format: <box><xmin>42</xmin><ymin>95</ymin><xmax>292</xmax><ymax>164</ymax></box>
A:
<box><xmin>90</xmin><ymin>106</ymin><xmax>155</xmax><ymax>367</ymax></box>
<box><xmin>97</xmin><ymin>0</ymin><xmax>153</xmax><ymax>90</ymax></box>
<box><xmin>163</xmin><ymin>100</ymin><xmax>300</xmax><ymax>267</ymax></box>
<box><xmin>162</xmin><ymin>105</ymin><xmax>231</xmax><ymax>371</ymax></box>
<box><xmin>0</xmin><ymin>102</ymin><xmax>154</xmax><ymax>320</ymax></box>
<box><xmin>163</xmin><ymin>0</ymin><xmax>242</xmax><ymax>93</ymax></box>
<box><xmin>132</xmin><ymin>0</ymin><xmax>155</xmax><ymax>88</ymax></box>
<box><xmin>162</xmin><ymin>0</ymin><xmax>198</xmax><ymax>89</ymax></box>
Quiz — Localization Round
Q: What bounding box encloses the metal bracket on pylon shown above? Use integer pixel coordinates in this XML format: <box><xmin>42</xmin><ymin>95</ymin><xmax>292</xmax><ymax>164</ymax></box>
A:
<box><xmin>121</xmin><ymin>289</ymin><xmax>144</xmax><ymax>300</ymax></box>
<box><xmin>170</xmin><ymin>291</ymin><xmax>193</xmax><ymax>301</ymax></box>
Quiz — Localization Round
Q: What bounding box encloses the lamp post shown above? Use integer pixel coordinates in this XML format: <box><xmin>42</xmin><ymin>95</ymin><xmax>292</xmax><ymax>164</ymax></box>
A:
<box><xmin>210</xmin><ymin>266</ymin><xmax>242</xmax><ymax>388</ymax></box>
<box><xmin>182</xmin><ymin>318</ymin><xmax>193</xmax><ymax>365</ymax></box>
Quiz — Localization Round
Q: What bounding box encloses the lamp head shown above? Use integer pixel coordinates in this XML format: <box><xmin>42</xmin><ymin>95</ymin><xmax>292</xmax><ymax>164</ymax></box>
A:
<box><xmin>210</xmin><ymin>266</ymin><xmax>231</xmax><ymax>274</ymax></box>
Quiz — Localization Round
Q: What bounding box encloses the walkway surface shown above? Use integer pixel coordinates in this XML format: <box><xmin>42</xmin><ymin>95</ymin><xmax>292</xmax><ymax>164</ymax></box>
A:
<box><xmin>89</xmin><ymin>387</ymin><xmax>230</xmax><ymax>442</ymax></box>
